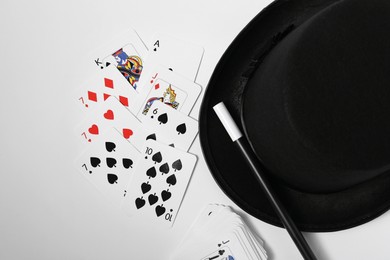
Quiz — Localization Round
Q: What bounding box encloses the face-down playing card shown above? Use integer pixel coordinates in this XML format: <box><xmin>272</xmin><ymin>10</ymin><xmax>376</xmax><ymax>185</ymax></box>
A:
<box><xmin>75</xmin><ymin>127</ymin><xmax>141</xmax><ymax>206</ymax></box>
<box><xmin>140</xmin><ymin>101</ymin><xmax>199</xmax><ymax>151</ymax></box>
<box><xmin>121</xmin><ymin>139</ymin><xmax>197</xmax><ymax>227</ymax></box>
<box><xmin>75</xmin><ymin>65</ymin><xmax>138</xmax><ymax>114</ymax></box>
<box><xmin>91</xmin><ymin>28</ymin><xmax>148</xmax><ymax>93</ymax></box>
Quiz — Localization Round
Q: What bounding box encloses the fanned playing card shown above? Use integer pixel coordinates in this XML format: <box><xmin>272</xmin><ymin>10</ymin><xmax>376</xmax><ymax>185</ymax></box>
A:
<box><xmin>121</xmin><ymin>139</ymin><xmax>197</xmax><ymax>227</ymax></box>
<box><xmin>74</xmin><ymin>65</ymin><xmax>138</xmax><ymax>113</ymax></box>
<box><xmin>91</xmin><ymin>29</ymin><xmax>148</xmax><ymax>94</ymax></box>
<box><xmin>141</xmin><ymin>101</ymin><xmax>198</xmax><ymax>151</ymax></box>
<box><xmin>75</xmin><ymin>128</ymin><xmax>141</xmax><ymax>206</ymax></box>
<box><xmin>170</xmin><ymin>204</ymin><xmax>268</xmax><ymax>260</ymax></box>
<box><xmin>134</xmin><ymin>64</ymin><xmax>202</xmax><ymax>119</ymax></box>
<box><xmin>148</xmin><ymin>32</ymin><xmax>204</xmax><ymax>82</ymax></box>
<box><xmin>74</xmin><ymin>96</ymin><xmax>148</xmax><ymax>151</ymax></box>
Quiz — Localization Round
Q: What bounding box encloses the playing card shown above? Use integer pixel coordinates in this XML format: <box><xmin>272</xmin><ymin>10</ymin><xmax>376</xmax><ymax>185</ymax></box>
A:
<box><xmin>148</xmin><ymin>32</ymin><xmax>204</xmax><ymax>82</ymax></box>
<box><xmin>135</xmin><ymin>64</ymin><xmax>202</xmax><ymax>119</ymax></box>
<box><xmin>121</xmin><ymin>140</ymin><xmax>197</xmax><ymax>227</ymax></box>
<box><xmin>201</xmin><ymin>246</ymin><xmax>235</xmax><ymax>260</ymax></box>
<box><xmin>74</xmin><ymin>65</ymin><xmax>138</xmax><ymax>114</ymax></box>
<box><xmin>141</xmin><ymin>101</ymin><xmax>198</xmax><ymax>151</ymax></box>
<box><xmin>91</xmin><ymin>28</ymin><xmax>148</xmax><ymax>93</ymax></box>
<box><xmin>74</xmin><ymin>96</ymin><xmax>150</xmax><ymax>151</ymax></box>
<box><xmin>75</xmin><ymin>128</ymin><xmax>141</xmax><ymax>206</ymax></box>
<box><xmin>170</xmin><ymin>204</ymin><xmax>268</xmax><ymax>260</ymax></box>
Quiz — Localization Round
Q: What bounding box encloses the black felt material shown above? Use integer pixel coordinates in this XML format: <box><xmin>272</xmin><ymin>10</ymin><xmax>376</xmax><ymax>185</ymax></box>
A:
<box><xmin>199</xmin><ymin>0</ymin><xmax>390</xmax><ymax>231</ymax></box>
<box><xmin>243</xmin><ymin>0</ymin><xmax>390</xmax><ymax>193</ymax></box>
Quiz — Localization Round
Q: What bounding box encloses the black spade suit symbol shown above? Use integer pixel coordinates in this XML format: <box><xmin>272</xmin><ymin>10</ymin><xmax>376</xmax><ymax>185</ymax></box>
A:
<box><xmin>161</xmin><ymin>190</ymin><xmax>171</xmax><ymax>202</ymax></box>
<box><xmin>159</xmin><ymin>162</ymin><xmax>170</xmax><ymax>174</ymax></box>
<box><xmin>155</xmin><ymin>204</ymin><xmax>166</xmax><ymax>217</ymax></box>
<box><xmin>176</xmin><ymin>123</ymin><xmax>187</xmax><ymax>135</ymax></box>
<box><xmin>141</xmin><ymin>182</ymin><xmax>151</xmax><ymax>194</ymax></box>
<box><xmin>152</xmin><ymin>152</ymin><xmax>162</xmax><ymax>164</ymax></box>
<box><xmin>105</xmin><ymin>142</ymin><xmax>116</xmax><ymax>152</ymax></box>
<box><xmin>122</xmin><ymin>158</ymin><xmax>133</xmax><ymax>169</ymax></box>
<box><xmin>135</xmin><ymin>197</ymin><xmax>145</xmax><ymax>209</ymax></box>
<box><xmin>148</xmin><ymin>193</ymin><xmax>158</xmax><ymax>205</ymax></box>
<box><xmin>90</xmin><ymin>157</ymin><xmax>101</xmax><ymax>167</ymax></box>
<box><xmin>172</xmin><ymin>159</ymin><xmax>182</xmax><ymax>171</ymax></box>
<box><xmin>166</xmin><ymin>174</ymin><xmax>177</xmax><ymax>186</ymax></box>
<box><xmin>146</xmin><ymin>133</ymin><xmax>157</xmax><ymax>141</ymax></box>
<box><xmin>146</xmin><ymin>167</ymin><xmax>157</xmax><ymax>178</ymax></box>
<box><xmin>158</xmin><ymin>113</ymin><xmax>168</xmax><ymax>124</ymax></box>
<box><xmin>106</xmin><ymin>157</ymin><xmax>117</xmax><ymax>168</ymax></box>
<box><xmin>107</xmin><ymin>173</ymin><xmax>118</xmax><ymax>184</ymax></box>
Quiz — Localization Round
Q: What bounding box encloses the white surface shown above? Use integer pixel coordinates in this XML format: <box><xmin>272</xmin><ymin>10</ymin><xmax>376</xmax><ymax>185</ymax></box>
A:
<box><xmin>1</xmin><ymin>0</ymin><xmax>390</xmax><ymax>259</ymax></box>
<box><xmin>214</xmin><ymin>102</ymin><xmax>243</xmax><ymax>142</ymax></box>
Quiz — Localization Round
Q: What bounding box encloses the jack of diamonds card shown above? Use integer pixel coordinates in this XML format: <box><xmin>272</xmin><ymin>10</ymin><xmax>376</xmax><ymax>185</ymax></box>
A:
<box><xmin>75</xmin><ymin>128</ymin><xmax>141</xmax><ymax>206</ymax></box>
<box><xmin>134</xmin><ymin>64</ymin><xmax>202</xmax><ymax>119</ymax></box>
<box><xmin>121</xmin><ymin>139</ymin><xmax>197</xmax><ymax>227</ymax></box>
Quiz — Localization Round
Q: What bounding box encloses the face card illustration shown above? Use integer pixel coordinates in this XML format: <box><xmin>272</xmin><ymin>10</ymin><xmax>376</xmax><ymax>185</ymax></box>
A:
<box><xmin>74</xmin><ymin>96</ymin><xmax>148</xmax><ymax>151</ymax></box>
<box><xmin>135</xmin><ymin>64</ymin><xmax>202</xmax><ymax>119</ymax></box>
<box><xmin>141</xmin><ymin>101</ymin><xmax>198</xmax><ymax>151</ymax></box>
<box><xmin>121</xmin><ymin>140</ymin><xmax>197</xmax><ymax>227</ymax></box>
<box><xmin>91</xmin><ymin>29</ymin><xmax>148</xmax><ymax>92</ymax></box>
<box><xmin>75</xmin><ymin>128</ymin><xmax>141</xmax><ymax>206</ymax></box>
<box><xmin>75</xmin><ymin>65</ymin><xmax>138</xmax><ymax>114</ymax></box>
<box><xmin>103</xmin><ymin>44</ymin><xmax>144</xmax><ymax>91</ymax></box>
<box><xmin>148</xmin><ymin>33</ymin><xmax>204</xmax><ymax>82</ymax></box>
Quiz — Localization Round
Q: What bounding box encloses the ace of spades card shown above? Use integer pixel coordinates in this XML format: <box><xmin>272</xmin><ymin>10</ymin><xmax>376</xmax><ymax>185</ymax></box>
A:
<box><xmin>148</xmin><ymin>32</ymin><xmax>204</xmax><ymax>82</ymax></box>
<box><xmin>121</xmin><ymin>139</ymin><xmax>197</xmax><ymax>227</ymax></box>
<box><xmin>75</xmin><ymin>128</ymin><xmax>141</xmax><ymax>206</ymax></box>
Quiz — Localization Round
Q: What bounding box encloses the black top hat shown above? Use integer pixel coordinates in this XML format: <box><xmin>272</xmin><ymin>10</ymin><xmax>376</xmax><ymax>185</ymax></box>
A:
<box><xmin>199</xmin><ymin>0</ymin><xmax>390</xmax><ymax>232</ymax></box>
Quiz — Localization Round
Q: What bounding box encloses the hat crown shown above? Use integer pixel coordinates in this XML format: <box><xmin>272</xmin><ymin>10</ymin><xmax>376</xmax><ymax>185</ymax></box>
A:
<box><xmin>243</xmin><ymin>0</ymin><xmax>390</xmax><ymax>193</ymax></box>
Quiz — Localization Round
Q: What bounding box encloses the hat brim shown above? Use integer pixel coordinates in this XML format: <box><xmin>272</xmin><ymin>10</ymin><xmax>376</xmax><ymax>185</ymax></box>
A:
<box><xmin>199</xmin><ymin>0</ymin><xmax>390</xmax><ymax>232</ymax></box>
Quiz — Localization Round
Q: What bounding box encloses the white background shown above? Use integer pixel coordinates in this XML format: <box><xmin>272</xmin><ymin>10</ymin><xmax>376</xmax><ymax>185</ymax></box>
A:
<box><xmin>1</xmin><ymin>0</ymin><xmax>390</xmax><ymax>259</ymax></box>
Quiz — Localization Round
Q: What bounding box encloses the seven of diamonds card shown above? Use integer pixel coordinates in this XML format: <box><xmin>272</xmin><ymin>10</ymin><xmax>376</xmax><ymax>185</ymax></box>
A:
<box><xmin>121</xmin><ymin>139</ymin><xmax>197</xmax><ymax>227</ymax></box>
<box><xmin>75</xmin><ymin>128</ymin><xmax>141</xmax><ymax>206</ymax></box>
<box><xmin>75</xmin><ymin>65</ymin><xmax>138</xmax><ymax>113</ymax></box>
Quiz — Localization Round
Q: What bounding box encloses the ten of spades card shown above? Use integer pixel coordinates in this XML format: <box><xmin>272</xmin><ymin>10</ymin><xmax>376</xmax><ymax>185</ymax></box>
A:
<box><xmin>121</xmin><ymin>139</ymin><xmax>197</xmax><ymax>227</ymax></box>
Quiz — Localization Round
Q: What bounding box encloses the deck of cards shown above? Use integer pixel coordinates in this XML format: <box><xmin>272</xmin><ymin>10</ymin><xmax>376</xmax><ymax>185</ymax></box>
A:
<box><xmin>171</xmin><ymin>204</ymin><xmax>268</xmax><ymax>260</ymax></box>
<box><xmin>73</xmin><ymin>28</ymin><xmax>203</xmax><ymax>227</ymax></box>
